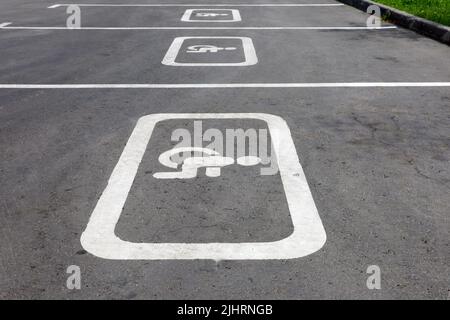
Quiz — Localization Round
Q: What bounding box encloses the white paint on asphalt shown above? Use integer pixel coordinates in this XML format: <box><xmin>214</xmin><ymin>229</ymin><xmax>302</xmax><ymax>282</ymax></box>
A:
<box><xmin>154</xmin><ymin>147</ymin><xmax>263</xmax><ymax>179</ymax></box>
<box><xmin>0</xmin><ymin>82</ymin><xmax>449</xmax><ymax>89</ymax></box>
<box><xmin>49</xmin><ymin>4</ymin><xmax>346</xmax><ymax>8</ymax></box>
<box><xmin>181</xmin><ymin>9</ymin><xmax>241</xmax><ymax>22</ymax></box>
<box><xmin>162</xmin><ymin>36</ymin><xmax>258</xmax><ymax>66</ymax></box>
<box><xmin>0</xmin><ymin>24</ymin><xmax>397</xmax><ymax>30</ymax></box>
<box><xmin>0</xmin><ymin>22</ymin><xmax>11</xmax><ymax>28</ymax></box>
<box><xmin>154</xmin><ymin>147</ymin><xmax>235</xmax><ymax>179</ymax></box>
<box><xmin>80</xmin><ymin>113</ymin><xmax>327</xmax><ymax>260</ymax></box>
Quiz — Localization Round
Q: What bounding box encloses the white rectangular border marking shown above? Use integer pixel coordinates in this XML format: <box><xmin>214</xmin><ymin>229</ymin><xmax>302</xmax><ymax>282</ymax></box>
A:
<box><xmin>181</xmin><ymin>9</ymin><xmax>241</xmax><ymax>22</ymax></box>
<box><xmin>162</xmin><ymin>36</ymin><xmax>258</xmax><ymax>66</ymax></box>
<box><xmin>81</xmin><ymin>113</ymin><xmax>326</xmax><ymax>260</ymax></box>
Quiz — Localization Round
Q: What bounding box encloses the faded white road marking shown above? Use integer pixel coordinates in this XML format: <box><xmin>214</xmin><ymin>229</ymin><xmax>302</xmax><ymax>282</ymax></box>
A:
<box><xmin>0</xmin><ymin>82</ymin><xmax>449</xmax><ymax>89</ymax></box>
<box><xmin>162</xmin><ymin>36</ymin><xmax>258</xmax><ymax>66</ymax></box>
<box><xmin>81</xmin><ymin>113</ymin><xmax>327</xmax><ymax>260</ymax></box>
<box><xmin>0</xmin><ymin>22</ymin><xmax>11</xmax><ymax>28</ymax></box>
<box><xmin>0</xmin><ymin>24</ymin><xmax>397</xmax><ymax>30</ymax></box>
<box><xmin>49</xmin><ymin>4</ymin><xmax>346</xmax><ymax>8</ymax></box>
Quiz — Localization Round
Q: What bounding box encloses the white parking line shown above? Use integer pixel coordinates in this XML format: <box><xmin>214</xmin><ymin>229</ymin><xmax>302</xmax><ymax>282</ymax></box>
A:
<box><xmin>0</xmin><ymin>82</ymin><xmax>449</xmax><ymax>89</ymax></box>
<box><xmin>0</xmin><ymin>25</ymin><xmax>397</xmax><ymax>30</ymax></box>
<box><xmin>49</xmin><ymin>4</ymin><xmax>346</xmax><ymax>8</ymax></box>
<box><xmin>0</xmin><ymin>22</ymin><xmax>11</xmax><ymax>28</ymax></box>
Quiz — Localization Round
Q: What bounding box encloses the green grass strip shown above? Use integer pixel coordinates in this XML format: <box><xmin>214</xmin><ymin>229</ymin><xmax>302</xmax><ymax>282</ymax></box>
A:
<box><xmin>375</xmin><ymin>0</ymin><xmax>450</xmax><ymax>26</ymax></box>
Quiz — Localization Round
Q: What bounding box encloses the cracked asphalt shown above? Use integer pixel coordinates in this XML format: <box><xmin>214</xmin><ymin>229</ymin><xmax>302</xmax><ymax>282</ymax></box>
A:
<box><xmin>0</xmin><ymin>0</ymin><xmax>449</xmax><ymax>299</ymax></box>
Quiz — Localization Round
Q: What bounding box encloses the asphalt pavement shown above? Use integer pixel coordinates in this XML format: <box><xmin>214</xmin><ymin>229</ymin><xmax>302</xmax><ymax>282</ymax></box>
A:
<box><xmin>0</xmin><ymin>0</ymin><xmax>449</xmax><ymax>299</ymax></box>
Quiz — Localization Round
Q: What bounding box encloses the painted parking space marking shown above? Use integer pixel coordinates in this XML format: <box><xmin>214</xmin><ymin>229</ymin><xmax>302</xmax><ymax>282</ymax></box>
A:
<box><xmin>181</xmin><ymin>9</ymin><xmax>242</xmax><ymax>22</ymax></box>
<box><xmin>162</xmin><ymin>37</ymin><xmax>258</xmax><ymax>66</ymax></box>
<box><xmin>80</xmin><ymin>113</ymin><xmax>326</xmax><ymax>260</ymax></box>
<box><xmin>0</xmin><ymin>82</ymin><xmax>449</xmax><ymax>89</ymax></box>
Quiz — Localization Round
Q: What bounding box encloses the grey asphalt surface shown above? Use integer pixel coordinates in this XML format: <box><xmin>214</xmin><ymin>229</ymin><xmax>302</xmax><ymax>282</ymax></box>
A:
<box><xmin>0</xmin><ymin>0</ymin><xmax>449</xmax><ymax>299</ymax></box>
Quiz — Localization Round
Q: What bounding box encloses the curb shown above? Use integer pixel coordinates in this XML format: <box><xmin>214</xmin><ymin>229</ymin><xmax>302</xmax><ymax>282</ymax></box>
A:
<box><xmin>337</xmin><ymin>0</ymin><xmax>450</xmax><ymax>45</ymax></box>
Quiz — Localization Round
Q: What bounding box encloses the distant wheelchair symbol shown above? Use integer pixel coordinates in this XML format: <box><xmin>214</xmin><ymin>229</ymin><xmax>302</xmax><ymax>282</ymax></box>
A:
<box><xmin>195</xmin><ymin>13</ymin><xmax>229</xmax><ymax>17</ymax></box>
<box><xmin>186</xmin><ymin>45</ymin><xmax>237</xmax><ymax>53</ymax></box>
<box><xmin>154</xmin><ymin>147</ymin><xmax>261</xmax><ymax>179</ymax></box>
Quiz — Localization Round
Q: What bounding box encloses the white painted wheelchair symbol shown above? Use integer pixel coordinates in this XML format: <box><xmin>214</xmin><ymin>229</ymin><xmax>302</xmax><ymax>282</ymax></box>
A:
<box><xmin>154</xmin><ymin>147</ymin><xmax>261</xmax><ymax>179</ymax></box>
<box><xmin>196</xmin><ymin>13</ymin><xmax>229</xmax><ymax>17</ymax></box>
<box><xmin>186</xmin><ymin>45</ymin><xmax>237</xmax><ymax>53</ymax></box>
